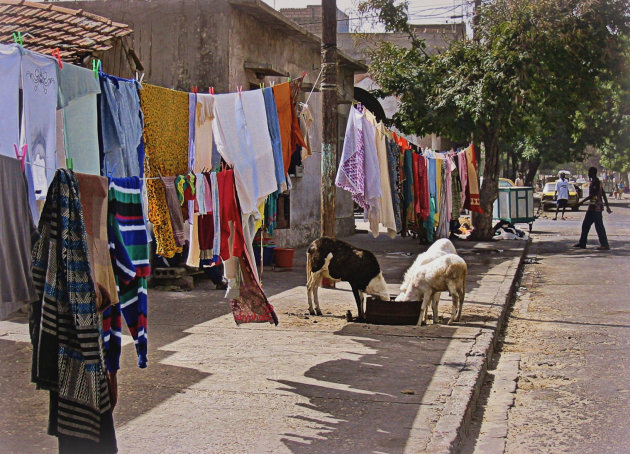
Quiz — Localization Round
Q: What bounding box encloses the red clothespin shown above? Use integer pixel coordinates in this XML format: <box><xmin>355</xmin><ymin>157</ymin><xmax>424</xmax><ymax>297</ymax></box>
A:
<box><xmin>52</xmin><ymin>48</ymin><xmax>63</xmax><ymax>68</ymax></box>
<box><xmin>13</xmin><ymin>144</ymin><xmax>27</xmax><ymax>172</ymax></box>
<box><xmin>209</xmin><ymin>86</ymin><xmax>215</xmax><ymax>94</ymax></box>
<box><xmin>191</xmin><ymin>86</ymin><xmax>198</xmax><ymax>93</ymax></box>
<box><xmin>301</xmin><ymin>71</ymin><xmax>307</xmax><ymax>79</ymax></box>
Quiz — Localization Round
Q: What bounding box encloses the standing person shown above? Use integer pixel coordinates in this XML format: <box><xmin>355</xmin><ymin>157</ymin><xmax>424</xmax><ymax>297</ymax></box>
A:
<box><xmin>573</xmin><ymin>167</ymin><xmax>612</xmax><ymax>250</ymax></box>
<box><xmin>554</xmin><ymin>172</ymin><xmax>570</xmax><ymax>220</ymax></box>
<box><xmin>515</xmin><ymin>173</ymin><xmax>524</xmax><ymax>186</ymax></box>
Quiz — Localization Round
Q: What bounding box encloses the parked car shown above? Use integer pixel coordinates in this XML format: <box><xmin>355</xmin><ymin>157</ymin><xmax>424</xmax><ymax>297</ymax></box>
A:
<box><xmin>541</xmin><ymin>181</ymin><xmax>579</xmax><ymax>211</ymax></box>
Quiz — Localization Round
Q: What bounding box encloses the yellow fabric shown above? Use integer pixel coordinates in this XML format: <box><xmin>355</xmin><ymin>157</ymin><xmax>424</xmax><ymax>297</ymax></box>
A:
<box><xmin>253</xmin><ymin>200</ymin><xmax>266</xmax><ymax>232</ymax></box>
<box><xmin>140</xmin><ymin>83</ymin><xmax>189</xmax><ymax>258</ymax></box>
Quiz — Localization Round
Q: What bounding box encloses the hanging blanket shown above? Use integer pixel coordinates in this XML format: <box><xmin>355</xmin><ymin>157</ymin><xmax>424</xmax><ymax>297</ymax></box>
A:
<box><xmin>30</xmin><ymin>169</ymin><xmax>111</xmax><ymax>443</ymax></box>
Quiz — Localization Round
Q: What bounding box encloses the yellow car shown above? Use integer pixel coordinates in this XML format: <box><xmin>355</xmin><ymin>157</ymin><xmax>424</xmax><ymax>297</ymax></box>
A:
<box><xmin>541</xmin><ymin>182</ymin><xmax>579</xmax><ymax>211</ymax></box>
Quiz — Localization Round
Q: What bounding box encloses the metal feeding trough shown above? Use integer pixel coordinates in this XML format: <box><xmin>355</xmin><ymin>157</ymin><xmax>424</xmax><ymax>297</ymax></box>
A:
<box><xmin>365</xmin><ymin>296</ymin><xmax>421</xmax><ymax>325</ymax></box>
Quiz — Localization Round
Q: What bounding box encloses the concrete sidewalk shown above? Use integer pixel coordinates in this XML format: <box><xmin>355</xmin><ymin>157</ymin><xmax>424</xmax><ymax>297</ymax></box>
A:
<box><xmin>0</xmin><ymin>232</ymin><xmax>527</xmax><ymax>453</ymax></box>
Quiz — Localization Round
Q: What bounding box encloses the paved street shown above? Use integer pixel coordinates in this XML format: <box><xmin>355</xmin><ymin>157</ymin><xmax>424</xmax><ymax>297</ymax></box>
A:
<box><xmin>1</xmin><ymin>227</ymin><xmax>526</xmax><ymax>453</ymax></box>
<box><xmin>463</xmin><ymin>196</ymin><xmax>630</xmax><ymax>453</ymax></box>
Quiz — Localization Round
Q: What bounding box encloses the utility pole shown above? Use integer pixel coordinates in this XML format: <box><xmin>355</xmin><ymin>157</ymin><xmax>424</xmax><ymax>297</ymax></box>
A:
<box><xmin>321</xmin><ymin>0</ymin><xmax>338</xmax><ymax>238</ymax></box>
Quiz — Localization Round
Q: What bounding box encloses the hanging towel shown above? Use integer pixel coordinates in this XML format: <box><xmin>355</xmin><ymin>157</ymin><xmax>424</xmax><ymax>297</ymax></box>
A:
<box><xmin>107</xmin><ymin>176</ymin><xmax>151</xmax><ymax>369</ymax></box>
<box><xmin>21</xmin><ymin>49</ymin><xmax>58</xmax><ymax>201</ymax></box>
<box><xmin>418</xmin><ymin>155</ymin><xmax>430</xmax><ymax>220</ymax></box>
<box><xmin>99</xmin><ymin>73</ymin><xmax>143</xmax><ymax>178</ymax></box>
<box><xmin>464</xmin><ymin>144</ymin><xmax>483</xmax><ymax>213</ymax></box>
<box><xmin>0</xmin><ymin>155</ymin><xmax>38</xmax><ymax>319</ymax></box>
<box><xmin>230</xmin><ymin>251</ymin><xmax>278</xmax><ymax>326</ymax></box>
<box><xmin>372</xmin><ymin>117</ymin><xmax>396</xmax><ymax>238</ymax></box>
<box><xmin>58</xmin><ymin>63</ymin><xmax>101</xmax><ymax>175</ymax></box>
<box><xmin>263</xmin><ymin>87</ymin><xmax>287</xmax><ymax>191</ymax></box>
<box><xmin>140</xmin><ymin>83</ymin><xmax>189</xmax><ymax>257</ymax></box>
<box><xmin>76</xmin><ymin>173</ymin><xmax>119</xmax><ymax>309</ymax></box>
<box><xmin>436</xmin><ymin>159</ymin><xmax>450</xmax><ymax>239</ymax></box>
<box><xmin>188</xmin><ymin>92</ymin><xmax>197</xmax><ymax>170</ymax></box>
<box><xmin>273</xmin><ymin>82</ymin><xmax>293</xmax><ymax>177</ymax></box>
<box><xmin>30</xmin><ymin>169</ymin><xmax>112</xmax><ymax>443</ymax></box>
<box><xmin>0</xmin><ymin>44</ymin><xmax>20</xmax><ymax>159</ymax></box>
<box><xmin>212</xmin><ymin>91</ymin><xmax>275</xmax><ymax>215</ymax></box>
<box><xmin>195</xmin><ymin>93</ymin><xmax>215</xmax><ymax>172</ymax></box>
<box><xmin>289</xmin><ymin>80</ymin><xmax>308</xmax><ymax>166</ymax></box>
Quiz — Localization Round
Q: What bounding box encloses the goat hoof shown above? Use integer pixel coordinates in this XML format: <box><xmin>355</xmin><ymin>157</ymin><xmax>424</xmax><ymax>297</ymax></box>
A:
<box><xmin>316</xmin><ymin>310</ymin><xmax>323</xmax><ymax>316</ymax></box>
<box><xmin>309</xmin><ymin>309</ymin><xmax>316</xmax><ymax>316</ymax></box>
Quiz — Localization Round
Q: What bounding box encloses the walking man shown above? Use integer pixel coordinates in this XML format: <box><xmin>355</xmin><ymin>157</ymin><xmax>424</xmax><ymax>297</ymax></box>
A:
<box><xmin>573</xmin><ymin>167</ymin><xmax>612</xmax><ymax>250</ymax></box>
<box><xmin>554</xmin><ymin>172</ymin><xmax>570</xmax><ymax>220</ymax></box>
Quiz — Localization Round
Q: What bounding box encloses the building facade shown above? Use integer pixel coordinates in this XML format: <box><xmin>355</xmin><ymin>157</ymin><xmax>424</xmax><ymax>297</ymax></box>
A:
<box><xmin>59</xmin><ymin>0</ymin><xmax>366</xmax><ymax>248</ymax></box>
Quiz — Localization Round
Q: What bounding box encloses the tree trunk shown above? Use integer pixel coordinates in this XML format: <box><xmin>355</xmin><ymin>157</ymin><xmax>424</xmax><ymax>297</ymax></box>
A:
<box><xmin>471</xmin><ymin>130</ymin><xmax>501</xmax><ymax>240</ymax></box>
<box><xmin>524</xmin><ymin>158</ymin><xmax>541</xmax><ymax>187</ymax></box>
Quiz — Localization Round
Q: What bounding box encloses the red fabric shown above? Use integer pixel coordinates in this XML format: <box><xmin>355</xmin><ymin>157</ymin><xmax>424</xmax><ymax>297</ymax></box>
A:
<box><xmin>198</xmin><ymin>214</ymin><xmax>214</xmax><ymax>251</ymax></box>
<box><xmin>289</xmin><ymin>82</ymin><xmax>307</xmax><ymax>158</ymax></box>
<box><xmin>218</xmin><ymin>169</ymin><xmax>245</xmax><ymax>260</ymax></box>
<box><xmin>412</xmin><ymin>153</ymin><xmax>421</xmax><ymax>218</ymax></box>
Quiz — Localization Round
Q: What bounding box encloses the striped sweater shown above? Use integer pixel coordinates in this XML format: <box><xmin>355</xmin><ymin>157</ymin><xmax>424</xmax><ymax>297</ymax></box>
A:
<box><xmin>104</xmin><ymin>176</ymin><xmax>150</xmax><ymax>370</ymax></box>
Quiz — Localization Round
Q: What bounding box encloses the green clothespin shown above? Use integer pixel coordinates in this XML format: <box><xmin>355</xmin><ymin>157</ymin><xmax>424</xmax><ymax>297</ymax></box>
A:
<box><xmin>12</xmin><ymin>31</ymin><xmax>23</xmax><ymax>46</ymax></box>
<box><xmin>288</xmin><ymin>76</ymin><xmax>291</xmax><ymax>82</ymax></box>
<box><xmin>92</xmin><ymin>59</ymin><xmax>102</xmax><ymax>79</ymax></box>
<box><xmin>66</xmin><ymin>158</ymin><xmax>74</xmax><ymax>171</ymax></box>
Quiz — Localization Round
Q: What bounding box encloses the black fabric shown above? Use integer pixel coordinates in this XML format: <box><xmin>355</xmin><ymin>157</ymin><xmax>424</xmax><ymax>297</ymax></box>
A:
<box><xmin>50</xmin><ymin>392</ymin><xmax>118</xmax><ymax>454</ymax></box>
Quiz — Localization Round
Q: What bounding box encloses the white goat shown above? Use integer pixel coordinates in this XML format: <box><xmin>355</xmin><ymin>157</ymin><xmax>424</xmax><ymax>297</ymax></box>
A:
<box><xmin>395</xmin><ymin>253</ymin><xmax>467</xmax><ymax>325</ymax></box>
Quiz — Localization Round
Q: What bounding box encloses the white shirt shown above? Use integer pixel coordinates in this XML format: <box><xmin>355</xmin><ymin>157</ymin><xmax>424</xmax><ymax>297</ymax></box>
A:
<box><xmin>556</xmin><ymin>179</ymin><xmax>569</xmax><ymax>200</ymax></box>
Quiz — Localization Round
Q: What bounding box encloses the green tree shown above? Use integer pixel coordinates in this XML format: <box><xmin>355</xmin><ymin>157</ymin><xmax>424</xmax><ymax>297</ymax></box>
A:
<box><xmin>358</xmin><ymin>0</ymin><xmax>629</xmax><ymax>239</ymax></box>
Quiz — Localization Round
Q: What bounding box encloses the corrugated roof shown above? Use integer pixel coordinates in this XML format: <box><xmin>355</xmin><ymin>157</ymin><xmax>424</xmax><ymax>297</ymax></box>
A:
<box><xmin>0</xmin><ymin>0</ymin><xmax>132</xmax><ymax>63</ymax></box>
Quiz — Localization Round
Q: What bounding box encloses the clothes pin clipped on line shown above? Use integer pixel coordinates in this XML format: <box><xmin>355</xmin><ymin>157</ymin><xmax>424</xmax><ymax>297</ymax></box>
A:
<box><xmin>13</xmin><ymin>144</ymin><xmax>27</xmax><ymax>172</ymax></box>
<box><xmin>92</xmin><ymin>59</ymin><xmax>102</xmax><ymax>79</ymax></box>
<box><xmin>209</xmin><ymin>86</ymin><xmax>215</xmax><ymax>94</ymax></box>
<box><xmin>12</xmin><ymin>31</ymin><xmax>23</xmax><ymax>46</ymax></box>
<box><xmin>301</xmin><ymin>71</ymin><xmax>307</xmax><ymax>79</ymax></box>
<box><xmin>66</xmin><ymin>157</ymin><xmax>74</xmax><ymax>171</ymax></box>
<box><xmin>191</xmin><ymin>86</ymin><xmax>198</xmax><ymax>93</ymax></box>
<box><xmin>52</xmin><ymin>48</ymin><xmax>63</xmax><ymax>68</ymax></box>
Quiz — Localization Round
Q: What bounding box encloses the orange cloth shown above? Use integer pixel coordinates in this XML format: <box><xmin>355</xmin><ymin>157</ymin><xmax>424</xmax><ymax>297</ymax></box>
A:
<box><xmin>273</xmin><ymin>83</ymin><xmax>293</xmax><ymax>176</ymax></box>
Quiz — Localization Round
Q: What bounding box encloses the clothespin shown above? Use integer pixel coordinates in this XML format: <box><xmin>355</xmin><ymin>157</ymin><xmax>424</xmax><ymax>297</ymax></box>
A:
<box><xmin>13</xmin><ymin>144</ymin><xmax>27</xmax><ymax>172</ymax></box>
<box><xmin>136</xmin><ymin>71</ymin><xmax>145</xmax><ymax>84</ymax></box>
<box><xmin>209</xmin><ymin>86</ymin><xmax>215</xmax><ymax>94</ymax></box>
<box><xmin>191</xmin><ymin>86</ymin><xmax>198</xmax><ymax>93</ymax></box>
<box><xmin>301</xmin><ymin>71</ymin><xmax>307</xmax><ymax>79</ymax></box>
<box><xmin>66</xmin><ymin>157</ymin><xmax>74</xmax><ymax>171</ymax></box>
<box><xmin>52</xmin><ymin>48</ymin><xmax>63</xmax><ymax>68</ymax></box>
<box><xmin>12</xmin><ymin>31</ymin><xmax>23</xmax><ymax>46</ymax></box>
<box><xmin>288</xmin><ymin>76</ymin><xmax>291</xmax><ymax>82</ymax></box>
<box><xmin>92</xmin><ymin>59</ymin><xmax>101</xmax><ymax>79</ymax></box>
<box><xmin>259</xmin><ymin>82</ymin><xmax>264</xmax><ymax>90</ymax></box>
<box><xmin>237</xmin><ymin>85</ymin><xmax>242</xmax><ymax>94</ymax></box>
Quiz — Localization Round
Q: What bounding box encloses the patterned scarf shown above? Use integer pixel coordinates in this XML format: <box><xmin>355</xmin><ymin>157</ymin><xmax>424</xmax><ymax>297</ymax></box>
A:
<box><xmin>30</xmin><ymin>169</ymin><xmax>110</xmax><ymax>442</ymax></box>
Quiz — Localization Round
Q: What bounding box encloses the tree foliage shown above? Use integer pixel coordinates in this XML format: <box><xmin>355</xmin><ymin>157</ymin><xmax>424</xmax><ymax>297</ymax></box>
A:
<box><xmin>358</xmin><ymin>0</ymin><xmax>629</xmax><ymax>239</ymax></box>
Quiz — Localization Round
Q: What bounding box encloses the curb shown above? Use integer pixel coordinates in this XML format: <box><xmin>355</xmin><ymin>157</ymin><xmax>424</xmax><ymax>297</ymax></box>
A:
<box><xmin>425</xmin><ymin>239</ymin><xmax>531</xmax><ymax>453</ymax></box>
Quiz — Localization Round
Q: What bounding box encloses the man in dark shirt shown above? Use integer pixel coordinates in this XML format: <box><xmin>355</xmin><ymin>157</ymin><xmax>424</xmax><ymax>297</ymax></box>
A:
<box><xmin>573</xmin><ymin>167</ymin><xmax>612</xmax><ymax>250</ymax></box>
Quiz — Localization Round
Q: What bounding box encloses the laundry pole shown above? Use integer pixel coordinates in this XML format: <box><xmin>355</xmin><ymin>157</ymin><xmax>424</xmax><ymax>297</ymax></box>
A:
<box><xmin>321</xmin><ymin>0</ymin><xmax>338</xmax><ymax>238</ymax></box>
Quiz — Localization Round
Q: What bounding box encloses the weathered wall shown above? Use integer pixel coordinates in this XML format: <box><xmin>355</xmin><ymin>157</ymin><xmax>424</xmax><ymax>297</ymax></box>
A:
<box><xmin>59</xmin><ymin>0</ymin><xmax>358</xmax><ymax>248</ymax></box>
<box><xmin>59</xmin><ymin>0</ymin><xmax>231</xmax><ymax>91</ymax></box>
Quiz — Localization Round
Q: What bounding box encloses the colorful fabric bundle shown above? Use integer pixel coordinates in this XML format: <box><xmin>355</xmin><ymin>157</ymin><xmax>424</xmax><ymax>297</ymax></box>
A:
<box><xmin>106</xmin><ymin>176</ymin><xmax>150</xmax><ymax>370</ymax></box>
<box><xmin>463</xmin><ymin>144</ymin><xmax>483</xmax><ymax>213</ymax></box>
<box><xmin>30</xmin><ymin>169</ymin><xmax>111</xmax><ymax>443</ymax></box>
